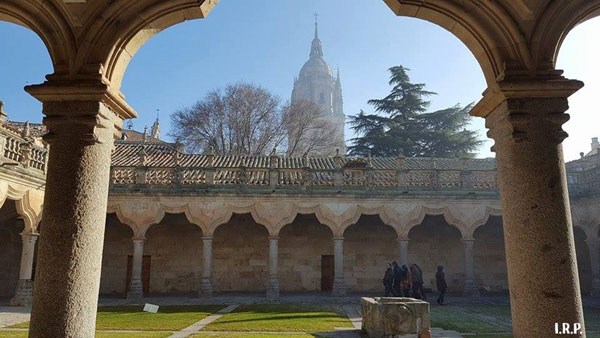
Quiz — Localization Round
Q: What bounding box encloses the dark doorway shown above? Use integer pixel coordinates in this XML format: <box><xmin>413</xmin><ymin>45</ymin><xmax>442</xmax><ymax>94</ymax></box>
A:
<box><xmin>321</xmin><ymin>255</ymin><xmax>334</xmax><ymax>291</ymax></box>
<box><xmin>126</xmin><ymin>255</ymin><xmax>151</xmax><ymax>296</ymax></box>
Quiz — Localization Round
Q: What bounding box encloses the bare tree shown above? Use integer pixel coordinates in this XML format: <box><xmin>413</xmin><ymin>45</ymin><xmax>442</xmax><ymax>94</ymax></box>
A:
<box><xmin>170</xmin><ymin>83</ymin><xmax>286</xmax><ymax>155</ymax></box>
<box><xmin>283</xmin><ymin>99</ymin><xmax>341</xmax><ymax>157</ymax></box>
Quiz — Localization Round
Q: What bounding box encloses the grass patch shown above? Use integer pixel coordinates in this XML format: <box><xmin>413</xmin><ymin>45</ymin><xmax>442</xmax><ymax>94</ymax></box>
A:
<box><xmin>9</xmin><ymin>305</ymin><xmax>224</xmax><ymax>331</ymax></box>
<box><xmin>203</xmin><ymin>304</ymin><xmax>352</xmax><ymax>332</ymax></box>
<box><xmin>430</xmin><ymin>306</ymin><xmax>510</xmax><ymax>334</ymax></box>
<box><xmin>191</xmin><ymin>334</ymin><xmax>316</xmax><ymax>338</ymax></box>
<box><xmin>0</xmin><ymin>331</ymin><xmax>171</xmax><ymax>338</ymax></box>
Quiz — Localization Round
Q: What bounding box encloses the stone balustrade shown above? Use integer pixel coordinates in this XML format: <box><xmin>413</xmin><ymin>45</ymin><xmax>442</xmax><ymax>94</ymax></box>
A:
<box><xmin>0</xmin><ymin>128</ymin><xmax>48</xmax><ymax>175</ymax></box>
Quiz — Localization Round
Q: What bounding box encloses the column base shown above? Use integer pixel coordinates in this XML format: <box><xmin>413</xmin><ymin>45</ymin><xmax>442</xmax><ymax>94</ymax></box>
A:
<box><xmin>332</xmin><ymin>277</ymin><xmax>346</xmax><ymax>297</ymax></box>
<box><xmin>10</xmin><ymin>279</ymin><xmax>33</xmax><ymax>307</ymax></box>
<box><xmin>591</xmin><ymin>279</ymin><xmax>600</xmax><ymax>297</ymax></box>
<box><xmin>126</xmin><ymin>279</ymin><xmax>144</xmax><ymax>303</ymax></box>
<box><xmin>201</xmin><ymin>278</ymin><xmax>213</xmax><ymax>297</ymax></box>
<box><xmin>463</xmin><ymin>279</ymin><xmax>480</xmax><ymax>298</ymax></box>
<box><xmin>266</xmin><ymin>276</ymin><xmax>279</xmax><ymax>299</ymax></box>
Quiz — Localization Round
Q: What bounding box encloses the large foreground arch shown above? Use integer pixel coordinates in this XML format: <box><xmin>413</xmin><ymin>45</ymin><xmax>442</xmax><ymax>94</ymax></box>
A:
<box><xmin>0</xmin><ymin>0</ymin><xmax>599</xmax><ymax>336</ymax></box>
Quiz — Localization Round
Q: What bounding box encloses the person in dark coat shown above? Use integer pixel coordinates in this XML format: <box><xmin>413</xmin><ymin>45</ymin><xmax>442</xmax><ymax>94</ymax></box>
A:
<box><xmin>414</xmin><ymin>263</ymin><xmax>427</xmax><ymax>300</ymax></box>
<box><xmin>401</xmin><ymin>265</ymin><xmax>411</xmax><ymax>297</ymax></box>
<box><xmin>392</xmin><ymin>261</ymin><xmax>403</xmax><ymax>297</ymax></box>
<box><xmin>410</xmin><ymin>264</ymin><xmax>421</xmax><ymax>299</ymax></box>
<box><xmin>383</xmin><ymin>263</ymin><xmax>394</xmax><ymax>296</ymax></box>
<box><xmin>436</xmin><ymin>265</ymin><xmax>448</xmax><ymax>305</ymax></box>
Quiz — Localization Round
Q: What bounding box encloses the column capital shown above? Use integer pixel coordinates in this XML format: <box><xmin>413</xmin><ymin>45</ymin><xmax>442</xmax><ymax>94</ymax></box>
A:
<box><xmin>19</xmin><ymin>232</ymin><xmax>40</xmax><ymax>239</ymax></box>
<box><xmin>471</xmin><ymin>75</ymin><xmax>583</xmax><ymax>118</ymax></box>
<box><xmin>268</xmin><ymin>236</ymin><xmax>279</xmax><ymax>241</ymax></box>
<box><xmin>462</xmin><ymin>237</ymin><xmax>476</xmax><ymax>243</ymax></box>
<box><xmin>202</xmin><ymin>236</ymin><xmax>214</xmax><ymax>241</ymax></box>
<box><xmin>132</xmin><ymin>237</ymin><xmax>146</xmax><ymax>243</ymax></box>
<box><xmin>333</xmin><ymin>236</ymin><xmax>344</xmax><ymax>241</ymax></box>
<box><xmin>586</xmin><ymin>238</ymin><xmax>600</xmax><ymax>247</ymax></box>
<box><xmin>397</xmin><ymin>237</ymin><xmax>410</xmax><ymax>243</ymax></box>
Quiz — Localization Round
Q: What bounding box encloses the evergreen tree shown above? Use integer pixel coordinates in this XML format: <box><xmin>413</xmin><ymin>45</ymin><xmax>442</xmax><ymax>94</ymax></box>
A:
<box><xmin>348</xmin><ymin>66</ymin><xmax>481</xmax><ymax>157</ymax></box>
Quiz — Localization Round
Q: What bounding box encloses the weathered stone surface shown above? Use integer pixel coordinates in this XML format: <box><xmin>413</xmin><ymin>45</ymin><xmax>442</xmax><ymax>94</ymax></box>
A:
<box><xmin>361</xmin><ymin>297</ymin><xmax>430</xmax><ymax>338</ymax></box>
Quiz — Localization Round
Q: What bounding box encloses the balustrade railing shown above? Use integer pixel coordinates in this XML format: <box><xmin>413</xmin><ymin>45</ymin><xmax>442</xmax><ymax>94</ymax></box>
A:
<box><xmin>109</xmin><ymin>164</ymin><xmax>505</xmax><ymax>192</ymax></box>
<box><xmin>0</xmin><ymin>130</ymin><xmax>48</xmax><ymax>175</ymax></box>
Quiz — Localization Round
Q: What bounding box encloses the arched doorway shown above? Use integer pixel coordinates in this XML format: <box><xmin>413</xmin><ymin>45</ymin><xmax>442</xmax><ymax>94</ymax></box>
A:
<box><xmin>473</xmin><ymin>216</ymin><xmax>507</xmax><ymax>293</ymax></box>
<box><xmin>408</xmin><ymin>215</ymin><xmax>463</xmax><ymax>292</ymax></box>
<box><xmin>278</xmin><ymin>214</ymin><xmax>333</xmax><ymax>293</ymax></box>
<box><xmin>343</xmin><ymin>215</ymin><xmax>398</xmax><ymax>293</ymax></box>
<box><xmin>213</xmin><ymin>213</ymin><xmax>268</xmax><ymax>293</ymax></box>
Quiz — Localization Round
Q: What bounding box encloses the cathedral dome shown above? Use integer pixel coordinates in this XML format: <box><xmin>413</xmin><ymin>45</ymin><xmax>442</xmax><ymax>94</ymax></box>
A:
<box><xmin>299</xmin><ymin>57</ymin><xmax>333</xmax><ymax>80</ymax></box>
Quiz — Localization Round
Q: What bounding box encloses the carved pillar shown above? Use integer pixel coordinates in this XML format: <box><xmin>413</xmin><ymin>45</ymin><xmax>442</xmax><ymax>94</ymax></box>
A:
<box><xmin>462</xmin><ymin>238</ymin><xmax>479</xmax><ymax>297</ymax></box>
<box><xmin>10</xmin><ymin>231</ymin><xmax>39</xmax><ymax>307</ymax></box>
<box><xmin>397</xmin><ymin>237</ymin><xmax>409</xmax><ymax>267</ymax></box>
<box><xmin>586</xmin><ymin>239</ymin><xmax>600</xmax><ymax>297</ymax></box>
<box><xmin>332</xmin><ymin>237</ymin><xmax>346</xmax><ymax>297</ymax></box>
<box><xmin>25</xmin><ymin>82</ymin><xmax>132</xmax><ymax>338</ymax></box>
<box><xmin>483</xmin><ymin>76</ymin><xmax>585</xmax><ymax>337</ymax></box>
<box><xmin>266</xmin><ymin>236</ymin><xmax>280</xmax><ymax>299</ymax></box>
<box><xmin>127</xmin><ymin>239</ymin><xmax>145</xmax><ymax>301</ymax></box>
<box><xmin>201</xmin><ymin>236</ymin><xmax>213</xmax><ymax>297</ymax></box>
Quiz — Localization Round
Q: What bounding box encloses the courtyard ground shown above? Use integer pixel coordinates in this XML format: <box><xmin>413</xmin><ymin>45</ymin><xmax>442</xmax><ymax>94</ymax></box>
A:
<box><xmin>0</xmin><ymin>294</ymin><xmax>598</xmax><ymax>337</ymax></box>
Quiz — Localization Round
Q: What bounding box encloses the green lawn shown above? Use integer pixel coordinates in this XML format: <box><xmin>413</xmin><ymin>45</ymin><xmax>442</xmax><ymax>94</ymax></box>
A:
<box><xmin>191</xmin><ymin>334</ymin><xmax>316</xmax><ymax>338</ymax></box>
<box><xmin>9</xmin><ymin>305</ymin><xmax>224</xmax><ymax>331</ymax></box>
<box><xmin>430</xmin><ymin>306</ymin><xmax>511</xmax><ymax>334</ymax></box>
<box><xmin>203</xmin><ymin>304</ymin><xmax>353</xmax><ymax>332</ymax></box>
<box><xmin>0</xmin><ymin>331</ymin><xmax>171</xmax><ymax>338</ymax></box>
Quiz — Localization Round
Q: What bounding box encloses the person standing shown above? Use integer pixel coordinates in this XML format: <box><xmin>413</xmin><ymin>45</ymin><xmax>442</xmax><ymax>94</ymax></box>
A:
<box><xmin>392</xmin><ymin>261</ymin><xmax>402</xmax><ymax>297</ymax></box>
<box><xmin>401</xmin><ymin>265</ymin><xmax>411</xmax><ymax>297</ymax></box>
<box><xmin>383</xmin><ymin>263</ymin><xmax>394</xmax><ymax>297</ymax></box>
<box><xmin>410</xmin><ymin>264</ymin><xmax>421</xmax><ymax>299</ymax></box>
<box><xmin>414</xmin><ymin>263</ymin><xmax>427</xmax><ymax>300</ymax></box>
<box><xmin>436</xmin><ymin>265</ymin><xmax>447</xmax><ymax>305</ymax></box>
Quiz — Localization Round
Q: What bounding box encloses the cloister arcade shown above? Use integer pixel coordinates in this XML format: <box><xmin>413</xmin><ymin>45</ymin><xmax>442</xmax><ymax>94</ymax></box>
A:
<box><xmin>2</xmin><ymin>0</ymin><xmax>600</xmax><ymax>337</ymax></box>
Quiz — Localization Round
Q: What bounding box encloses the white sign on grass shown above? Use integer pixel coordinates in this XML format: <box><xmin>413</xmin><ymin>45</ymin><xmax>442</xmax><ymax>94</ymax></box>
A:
<box><xmin>143</xmin><ymin>303</ymin><xmax>159</xmax><ymax>313</ymax></box>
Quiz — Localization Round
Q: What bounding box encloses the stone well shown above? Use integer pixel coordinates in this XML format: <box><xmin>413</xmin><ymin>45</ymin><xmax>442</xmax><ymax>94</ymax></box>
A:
<box><xmin>361</xmin><ymin>297</ymin><xmax>430</xmax><ymax>338</ymax></box>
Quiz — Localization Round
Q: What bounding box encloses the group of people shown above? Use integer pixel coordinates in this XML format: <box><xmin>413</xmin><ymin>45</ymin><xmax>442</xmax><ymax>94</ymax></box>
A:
<box><xmin>383</xmin><ymin>262</ymin><xmax>447</xmax><ymax>305</ymax></box>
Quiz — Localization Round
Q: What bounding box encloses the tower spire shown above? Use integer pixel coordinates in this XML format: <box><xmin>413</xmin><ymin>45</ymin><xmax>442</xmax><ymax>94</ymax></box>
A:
<box><xmin>310</xmin><ymin>13</ymin><xmax>323</xmax><ymax>59</ymax></box>
<box><xmin>314</xmin><ymin>12</ymin><xmax>319</xmax><ymax>39</ymax></box>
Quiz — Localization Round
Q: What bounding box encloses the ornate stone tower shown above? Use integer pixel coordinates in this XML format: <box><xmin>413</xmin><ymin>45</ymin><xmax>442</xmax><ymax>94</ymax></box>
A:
<box><xmin>291</xmin><ymin>16</ymin><xmax>346</xmax><ymax>155</ymax></box>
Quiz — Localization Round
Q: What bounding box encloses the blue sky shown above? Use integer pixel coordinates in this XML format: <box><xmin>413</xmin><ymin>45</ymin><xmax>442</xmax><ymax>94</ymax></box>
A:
<box><xmin>0</xmin><ymin>0</ymin><xmax>598</xmax><ymax>160</ymax></box>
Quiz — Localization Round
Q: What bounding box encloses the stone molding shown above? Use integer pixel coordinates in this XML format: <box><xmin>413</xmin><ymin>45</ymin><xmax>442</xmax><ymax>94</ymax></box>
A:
<box><xmin>107</xmin><ymin>196</ymin><xmax>503</xmax><ymax>240</ymax></box>
<box><xmin>0</xmin><ymin>180</ymin><xmax>43</xmax><ymax>233</ymax></box>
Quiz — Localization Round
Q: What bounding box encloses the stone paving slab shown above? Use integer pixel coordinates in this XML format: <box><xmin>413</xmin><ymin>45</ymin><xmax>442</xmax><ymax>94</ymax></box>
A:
<box><xmin>169</xmin><ymin>304</ymin><xmax>239</xmax><ymax>338</ymax></box>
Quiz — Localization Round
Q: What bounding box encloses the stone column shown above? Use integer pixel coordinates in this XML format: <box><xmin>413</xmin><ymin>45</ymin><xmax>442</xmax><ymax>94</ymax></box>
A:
<box><xmin>266</xmin><ymin>236</ymin><xmax>280</xmax><ymax>299</ymax></box>
<box><xmin>483</xmin><ymin>77</ymin><xmax>585</xmax><ymax>337</ymax></box>
<box><xmin>462</xmin><ymin>238</ymin><xmax>479</xmax><ymax>297</ymax></box>
<box><xmin>332</xmin><ymin>237</ymin><xmax>346</xmax><ymax>297</ymax></box>
<box><xmin>586</xmin><ymin>239</ymin><xmax>600</xmax><ymax>297</ymax></box>
<box><xmin>201</xmin><ymin>236</ymin><xmax>213</xmax><ymax>297</ymax></box>
<box><xmin>10</xmin><ymin>232</ymin><xmax>39</xmax><ymax>307</ymax></box>
<box><xmin>397</xmin><ymin>237</ymin><xmax>409</xmax><ymax>267</ymax></box>
<box><xmin>127</xmin><ymin>239</ymin><xmax>145</xmax><ymax>301</ymax></box>
<box><xmin>24</xmin><ymin>92</ymin><xmax>128</xmax><ymax>338</ymax></box>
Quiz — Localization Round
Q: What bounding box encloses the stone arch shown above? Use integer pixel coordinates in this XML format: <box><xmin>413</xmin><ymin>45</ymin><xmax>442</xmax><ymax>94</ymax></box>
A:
<box><xmin>278</xmin><ymin>214</ymin><xmax>334</xmax><ymax>292</ymax></box>
<box><xmin>384</xmin><ymin>0</ymin><xmax>533</xmax><ymax>86</ymax></box>
<box><xmin>109</xmin><ymin>199</ymin><xmax>165</xmax><ymax>239</ymax></box>
<box><xmin>403</xmin><ymin>205</ymin><xmax>471</xmax><ymax>239</ymax></box>
<box><xmin>145</xmin><ymin>212</ymin><xmax>204</xmax><ymax>295</ymax></box>
<box><xmin>100</xmin><ymin>213</ymin><xmax>135</xmax><ymax>297</ymax></box>
<box><xmin>408</xmin><ymin>214</ymin><xmax>464</xmax><ymax>291</ymax></box>
<box><xmin>473</xmin><ymin>215</ymin><xmax>508</xmax><ymax>292</ymax></box>
<box><xmin>573</xmin><ymin>226</ymin><xmax>592</xmax><ymax>294</ymax></box>
<box><xmin>212</xmin><ymin>213</ymin><xmax>269</xmax><ymax>293</ymax></box>
<box><xmin>532</xmin><ymin>0</ymin><xmax>600</xmax><ymax>70</ymax></box>
<box><xmin>343</xmin><ymin>214</ymin><xmax>399</xmax><ymax>292</ymax></box>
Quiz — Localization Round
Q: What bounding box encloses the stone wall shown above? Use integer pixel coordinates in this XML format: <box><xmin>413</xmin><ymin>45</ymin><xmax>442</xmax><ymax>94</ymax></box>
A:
<box><xmin>279</xmin><ymin>215</ymin><xmax>333</xmax><ymax>292</ymax></box>
<box><xmin>213</xmin><ymin>214</ymin><xmax>268</xmax><ymax>292</ymax></box>
<box><xmin>145</xmin><ymin>214</ymin><xmax>203</xmax><ymax>295</ymax></box>
<box><xmin>574</xmin><ymin>227</ymin><xmax>591</xmax><ymax>294</ymax></box>
<box><xmin>345</xmin><ymin>216</ymin><xmax>398</xmax><ymax>292</ymax></box>
<box><xmin>0</xmin><ymin>201</ymin><xmax>22</xmax><ymax>298</ymax></box>
<box><xmin>474</xmin><ymin>216</ymin><xmax>508</xmax><ymax>292</ymax></box>
<box><xmin>408</xmin><ymin>215</ymin><xmax>464</xmax><ymax>292</ymax></box>
<box><xmin>99</xmin><ymin>214</ymin><xmax>132</xmax><ymax>296</ymax></box>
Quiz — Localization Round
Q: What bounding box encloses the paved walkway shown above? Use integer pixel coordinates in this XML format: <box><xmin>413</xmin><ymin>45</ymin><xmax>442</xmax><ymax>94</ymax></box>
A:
<box><xmin>169</xmin><ymin>304</ymin><xmax>239</xmax><ymax>338</ymax></box>
<box><xmin>0</xmin><ymin>306</ymin><xmax>30</xmax><ymax>329</ymax></box>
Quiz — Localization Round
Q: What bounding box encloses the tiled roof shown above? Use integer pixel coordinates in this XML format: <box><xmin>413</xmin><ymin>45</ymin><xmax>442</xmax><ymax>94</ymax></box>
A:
<box><xmin>111</xmin><ymin>141</ymin><xmax>498</xmax><ymax>170</ymax></box>
<box><xmin>2</xmin><ymin>121</ymin><xmax>47</xmax><ymax>139</ymax></box>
